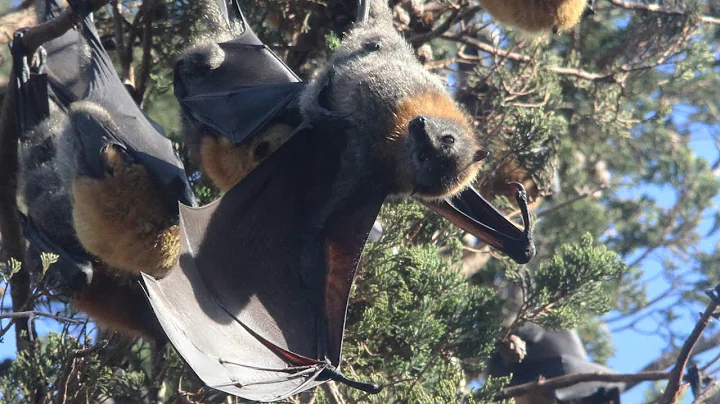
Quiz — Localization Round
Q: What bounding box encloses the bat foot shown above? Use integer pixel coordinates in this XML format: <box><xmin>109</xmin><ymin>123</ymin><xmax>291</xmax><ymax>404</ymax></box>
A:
<box><xmin>320</xmin><ymin>367</ymin><xmax>383</xmax><ymax>394</ymax></box>
<box><xmin>705</xmin><ymin>284</ymin><xmax>720</xmax><ymax>306</ymax></box>
<box><xmin>508</xmin><ymin>182</ymin><xmax>533</xmax><ymax>237</ymax></box>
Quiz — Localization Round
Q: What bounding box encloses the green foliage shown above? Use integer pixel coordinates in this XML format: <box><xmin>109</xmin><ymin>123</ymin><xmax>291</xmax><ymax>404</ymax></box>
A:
<box><xmin>0</xmin><ymin>333</ymin><xmax>111</xmax><ymax>403</ymax></box>
<box><xmin>338</xmin><ymin>201</ymin><xmax>503</xmax><ymax>402</ymax></box>
<box><xmin>509</xmin><ymin>234</ymin><xmax>627</xmax><ymax>329</ymax></box>
<box><xmin>468</xmin><ymin>376</ymin><xmax>512</xmax><ymax>404</ymax></box>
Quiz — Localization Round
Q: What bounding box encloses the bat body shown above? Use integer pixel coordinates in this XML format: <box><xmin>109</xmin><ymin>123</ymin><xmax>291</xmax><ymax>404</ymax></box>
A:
<box><xmin>12</xmin><ymin>0</ymin><xmax>194</xmax><ymax>340</ymax></box>
<box><xmin>479</xmin><ymin>0</ymin><xmax>590</xmax><ymax>33</ymax></box>
<box><xmin>145</xmin><ymin>0</ymin><xmax>536</xmax><ymax>401</ymax></box>
<box><xmin>488</xmin><ymin>323</ymin><xmax>625</xmax><ymax>403</ymax></box>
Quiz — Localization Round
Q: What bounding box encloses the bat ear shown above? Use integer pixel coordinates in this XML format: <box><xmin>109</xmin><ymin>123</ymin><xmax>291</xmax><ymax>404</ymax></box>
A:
<box><xmin>474</xmin><ymin>149</ymin><xmax>490</xmax><ymax>162</ymax></box>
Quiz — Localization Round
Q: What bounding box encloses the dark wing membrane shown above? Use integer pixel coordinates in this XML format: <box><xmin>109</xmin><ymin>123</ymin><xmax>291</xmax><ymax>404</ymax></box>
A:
<box><xmin>18</xmin><ymin>211</ymin><xmax>93</xmax><ymax>286</ymax></box>
<box><xmin>511</xmin><ymin>324</ymin><xmax>625</xmax><ymax>400</ymax></box>
<box><xmin>29</xmin><ymin>0</ymin><xmax>194</xmax><ymax>205</ymax></box>
<box><xmin>174</xmin><ymin>2</ymin><xmax>305</xmax><ymax>146</ymax></box>
<box><xmin>423</xmin><ymin>186</ymin><xmax>535</xmax><ymax>264</ymax></box>
<box><xmin>143</xmin><ymin>128</ymin><xmax>384</xmax><ymax>401</ymax></box>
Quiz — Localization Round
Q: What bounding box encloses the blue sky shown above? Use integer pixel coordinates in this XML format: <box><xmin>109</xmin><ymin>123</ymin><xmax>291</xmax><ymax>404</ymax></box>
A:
<box><xmin>607</xmin><ymin>132</ymin><xmax>720</xmax><ymax>403</ymax></box>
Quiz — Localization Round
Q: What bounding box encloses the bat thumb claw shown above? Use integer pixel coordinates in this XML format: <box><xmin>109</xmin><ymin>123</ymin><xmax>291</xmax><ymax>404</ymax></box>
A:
<box><xmin>508</xmin><ymin>182</ymin><xmax>533</xmax><ymax>236</ymax></box>
<box><xmin>321</xmin><ymin>368</ymin><xmax>383</xmax><ymax>394</ymax></box>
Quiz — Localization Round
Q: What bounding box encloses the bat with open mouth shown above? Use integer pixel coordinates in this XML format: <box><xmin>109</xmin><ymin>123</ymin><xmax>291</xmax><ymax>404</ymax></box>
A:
<box><xmin>143</xmin><ymin>0</ymin><xmax>536</xmax><ymax>401</ymax></box>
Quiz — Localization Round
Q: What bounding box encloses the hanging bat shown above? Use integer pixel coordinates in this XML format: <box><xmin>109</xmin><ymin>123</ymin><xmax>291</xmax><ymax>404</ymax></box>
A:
<box><xmin>487</xmin><ymin>322</ymin><xmax>625</xmax><ymax>404</ymax></box>
<box><xmin>12</xmin><ymin>0</ymin><xmax>194</xmax><ymax>339</ymax></box>
<box><xmin>478</xmin><ymin>0</ymin><xmax>594</xmax><ymax>34</ymax></box>
<box><xmin>144</xmin><ymin>0</ymin><xmax>536</xmax><ymax>401</ymax></box>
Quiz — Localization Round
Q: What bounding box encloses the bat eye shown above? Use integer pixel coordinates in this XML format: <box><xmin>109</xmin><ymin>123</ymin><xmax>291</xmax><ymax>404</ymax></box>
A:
<box><xmin>440</xmin><ymin>134</ymin><xmax>455</xmax><ymax>145</ymax></box>
<box><xmin>474</xmin><ymin>149</ymin><xmax>490</xmax><ymax>162</ymax></box>
<box><xmin>254</xmin><ymin>141</ymin><xmax>270</xmax><ymax>160</ymax></box>
<box><xmin>364</xmin><ymin>41</ymin><xmax>381</xmax><ymax>52</ymax></box>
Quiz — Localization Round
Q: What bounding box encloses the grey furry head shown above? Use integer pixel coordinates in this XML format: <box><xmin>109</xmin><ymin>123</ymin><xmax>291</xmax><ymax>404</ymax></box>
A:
<box><xmin>300</xmin><ymin>0</ymin><xmax>445</xmax><ymax>132</ymax></box>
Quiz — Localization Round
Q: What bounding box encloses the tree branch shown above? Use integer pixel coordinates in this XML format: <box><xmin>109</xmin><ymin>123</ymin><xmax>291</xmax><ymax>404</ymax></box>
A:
<box><xmin>495</xmin><ymin>371</ymin><xmax>670</xmax><ymax>400</ymax></box>
<box><xmin>660</xmin><ymin>285</ymin><xmax>720</xmax><ymax>404</ymax></box>
<box><xmin>0</xmin><ymin>310</ymin><xmax>82</xmax><ymax>324</ymax></box>
<box><xmin>607</xmin><ymin>0</ymin><xmax>720</xmax><ymax>25</ymax></box>
<box><xmin>133</xmin><ymin>0</ymin><xmax>157</xmax><ymax>104</ymax></box>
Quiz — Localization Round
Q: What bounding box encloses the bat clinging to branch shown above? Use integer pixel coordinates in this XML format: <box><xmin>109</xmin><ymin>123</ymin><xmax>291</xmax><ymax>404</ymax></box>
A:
<box><xmin>12</xmin><ymin>0</ymin><xmax>195</xmax><ymax>340</ymax></box>
<box><xmin>144</xmin><ymin>0</ymin><xmax>536</xmax><ymax>401</ymax></box>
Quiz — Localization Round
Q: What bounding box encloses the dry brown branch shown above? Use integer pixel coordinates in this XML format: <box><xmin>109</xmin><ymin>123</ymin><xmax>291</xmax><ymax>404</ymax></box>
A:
<box><xmin>409</xmin><ymin>5</ymin><xmax>481</xmax><ymax>46</ymax></box>
<box><xmin>660</xmin><ymin>286</ymin><xmax>720</xmax><ymax>404</ymax></box>
<box><xmin>134</xmin><ymin>0</ymin><xmax>157</xmax><ymax>104</ymax></box>
<box><xmin>0</xmin><ymin>58</ymin><xmax>32</xmax><ymax>354</ymax></box>
<box><xmin>607</xmin><ymin>0</ymin><xmax>720</xmax><ymax>25</ymax></box>
<box><xmin>495</xmin><ymin>370</ymin><xmax>670</xmax><ymax>400</ymax></box>
<box><xmin>0</xmin><ymin>310</ymin><xmax>82</xmax><ymax>324</ymax></box>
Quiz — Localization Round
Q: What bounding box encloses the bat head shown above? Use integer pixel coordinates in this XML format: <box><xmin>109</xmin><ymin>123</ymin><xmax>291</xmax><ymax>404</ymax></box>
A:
<box><xmin>402</xmin><ymin>114</ymin><xmax>488</xmax><ymax>199</ymax></box>
<box><xmin>301</xmin><ymin>0</ymin><xmax>485</xmax><ymax>200</ymax></box>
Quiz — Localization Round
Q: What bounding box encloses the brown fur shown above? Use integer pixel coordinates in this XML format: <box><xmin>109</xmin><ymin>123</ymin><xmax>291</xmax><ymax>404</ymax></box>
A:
<box><xmin>199</xmin><ymin>123</ymin><xmax>294</xmax><ymax>192</ymax></box>
<box><xmin>72</xmin><ymin>147</ymin><xmax>179</xmax><ymax>277</ymax></box>
<box><xmin>70</xmin><ymin>266</ymin><xmax>163</xmax><ymax>341</ymax></box>
<box><xmin>479</xmin><ymin>0</ymin><xmax>587</xmax><ymax>33</ymax></box>
<box><xmin>387</xmin><ymin>91</ymin><xmax>481</xmax><ymax>198</ymax></box>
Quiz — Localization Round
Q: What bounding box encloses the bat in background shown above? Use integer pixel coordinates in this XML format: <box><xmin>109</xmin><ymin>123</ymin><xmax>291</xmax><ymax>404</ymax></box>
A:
<box><xmin>479</xmin><ymin>0</ymin><xmax>594</xmax><ymax>34</ymax></box>
<box><xmin>11</xmin><ymin>0</ymin><xmax>195</xmax><ymax>341</ymax></box>
<box><xmin>487</xmin><ymin>322</ymin><xmax>625</xmax><ymax>404</ymax></box>
<box><xmin>144</xmin><ymin>0</ymin><xmax>536</xmax><ymax>401</ymax></box>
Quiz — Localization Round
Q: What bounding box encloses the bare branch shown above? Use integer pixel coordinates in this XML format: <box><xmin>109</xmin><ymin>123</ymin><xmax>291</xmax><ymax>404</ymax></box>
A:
<box><xmin>0</xmin><ymin>310</ymin><xmax>83</xmax><ymax>324</ymax></box>
<box><xmin>660</xmin><ymin>286</ymin><xmax>720</xmax><ymax>404</ymax></box>
<box><xmin>607</xmin><ymin>0</ymin><xmax>720</xmax><ymax>25</ymax></box>
<box><xmin>495</xmin><ymin>371</ymin><xmax>670</xmax><ymax>400</ymax></box>
<box><xmin>134</xmin><ymin>0</ymin><xmax>157</xmax><ymax>104</ymax></box>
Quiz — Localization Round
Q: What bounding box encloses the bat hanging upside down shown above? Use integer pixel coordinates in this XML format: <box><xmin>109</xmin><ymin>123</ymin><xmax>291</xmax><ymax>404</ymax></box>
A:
<box><xmin>13</xmin><ymin>0</ymin><xmax>195</xmax><ymax>342</ymax></box>
<box><xmin>140</xmin><ymin>0</ymin><xmax>538</xmax><ymax>401</ymax></box>
<box><xmin>478</xmin><ymin>0</ymin><xmax>595</xmax><ymax>34</ymax></box>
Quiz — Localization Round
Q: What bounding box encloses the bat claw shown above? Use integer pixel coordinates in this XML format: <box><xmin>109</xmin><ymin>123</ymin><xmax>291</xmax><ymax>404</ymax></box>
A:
<box><xmin>705</xmin><ymin>285</ymin><xmax>720</xmax><ymax>305</ymax></box>
<box><xmin>321</xmin><ymin>367</ymin><xmax>383</xmax><ymax>394</ymax></box>
<box><xmin>508</xmin><ymin>182</ymin><xmax>533</xmax><ymax>237</ymax></box>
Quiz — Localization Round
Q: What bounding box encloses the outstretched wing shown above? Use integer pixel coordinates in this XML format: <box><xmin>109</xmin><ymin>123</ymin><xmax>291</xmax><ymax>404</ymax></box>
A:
<box><xmin>174</xmin><ymin>0</ymin><xmax>305</xmax><ymax>146</ymax></box>
<box><xmin>143</xmin><ymin>127</ymin><xmax>384</xmax><ymax>401</ymax></box>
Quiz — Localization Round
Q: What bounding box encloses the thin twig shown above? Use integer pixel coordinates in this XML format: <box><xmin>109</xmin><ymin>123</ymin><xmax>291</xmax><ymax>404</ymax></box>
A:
<box><xmin>321</xmin><ymin>383</ymin><xmax>345</xmax><ymax>404</ymax></box>
<box><xmin>495</xmin><ymin>371</ymin><xmax>670</xmax><ymax>400</ymax></box>
<box><xmin>133</xmin><ymin>0</ymin><xmax>156</xmax><ymax>104</ymax></box>
<box><xmin>0</xmin><ymin>310</ymin><xmax>82</xmax><ymax>324</ymax></box>
<box><xmin>607</xmin><ymin>0</ymin><xmax>720</xmax><ymax>25</ymax></box>
<box><xmin>660</xmin><ymin>285</ymin><xmax>720</xmax><ymax>404</ymax></box>
<box><xmin>535</xmin><ymin>185</ymin><xmax>609</xmax><ymax>218</ymax></box>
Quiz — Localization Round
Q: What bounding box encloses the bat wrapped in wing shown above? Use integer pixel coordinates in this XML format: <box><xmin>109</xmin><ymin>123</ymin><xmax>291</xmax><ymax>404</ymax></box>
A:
<box><xmin>144</xmin><ymin>0</ymin><xmax>536</xmax><ymax>400</ymax></box>
<box><xmin>10</xmin><ymin>0</ymin><xmax>195</xmax><ymax>339</ymax></box>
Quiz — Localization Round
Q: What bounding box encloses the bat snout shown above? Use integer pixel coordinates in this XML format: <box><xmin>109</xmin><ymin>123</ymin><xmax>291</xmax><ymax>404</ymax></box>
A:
<box><xmin>409</xmin><ymin>115</ymin><xmax>428</xmax><ymax>138</ymax></box>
